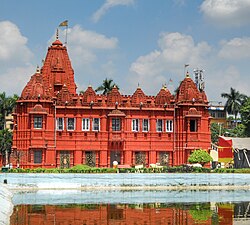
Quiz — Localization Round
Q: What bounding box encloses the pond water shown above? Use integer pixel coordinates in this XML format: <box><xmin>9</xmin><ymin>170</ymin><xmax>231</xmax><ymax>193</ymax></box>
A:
<box><xmin>10</xmin><ymin>190</ymin><xmax>250</xmax><ymax>225</ymax></box>
<box><xmin>2</xmin><ymin>173</ymin><xmax>250</xmax><ymax>224</ymax></box>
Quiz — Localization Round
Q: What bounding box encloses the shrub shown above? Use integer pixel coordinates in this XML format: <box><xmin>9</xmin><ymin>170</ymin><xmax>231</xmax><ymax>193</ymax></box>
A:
<box><xmin>6</xmin><ymin>166</ymin><xmax>250</xmax><ymax>174</ymax></box>
<box><xmin>188</xmin><ymin>149</ymin><xmax>213</xmax><ymax>166</ymax></box>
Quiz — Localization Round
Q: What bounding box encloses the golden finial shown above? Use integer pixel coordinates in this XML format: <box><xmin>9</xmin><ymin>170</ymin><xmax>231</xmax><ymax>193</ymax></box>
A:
<box><xmin>186</xmin><ymin>71</ymin><xmax>190</xmax><ymax>78</ymax></box>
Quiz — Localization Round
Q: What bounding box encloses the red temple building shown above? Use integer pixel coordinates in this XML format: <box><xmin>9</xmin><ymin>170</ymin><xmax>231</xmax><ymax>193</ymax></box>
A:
<box><xmin>11</xmin><ymin>36</ymin><xmax>211</xmax><ymax>169</ymax></box>
<box><xmin>10</xmin><ymin>203</ymin><xmax>235</xmax><ymax>225</ymax></box>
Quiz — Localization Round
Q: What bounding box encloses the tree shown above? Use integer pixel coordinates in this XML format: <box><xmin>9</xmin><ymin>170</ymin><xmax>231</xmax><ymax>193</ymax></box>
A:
<box><xmin>188</xmin><ymin>149</ymin><xmax>213</xmax><ymax>166</ymax></box>
<box><xmin>240</xmin><ymin>97</ymin><xmax>250</xmax><ymax>136</ymax></box>
<box><xmin>95</xmin><ymin>78</ymin><xmax>119</xmax><ymax>95</ymax></box>
<box><xmin>210</xmin><ymin>123</ymin><xmax>225</xmax><ymax>144</ymax></box>
<box><xmin>221</xmin><ymin>88</ymin><xmax>246</xmax><ymax>122</ymax></box>
<box><xmin>0</xmin><ymin>92</ymin><xmax>18</xmax><ymax>129</ymax></box>
<box><xmin>0</xmin><ymin>129</ymin><xmax>13</xmax><ymax>166</ymax></box>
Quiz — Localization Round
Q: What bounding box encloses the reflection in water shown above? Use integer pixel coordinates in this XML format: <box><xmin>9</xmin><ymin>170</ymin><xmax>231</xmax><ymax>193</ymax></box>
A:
<box><xmin>10</xmin><ymin>202</ymin><xmax>250</xmax><ymax>225</ymax></box>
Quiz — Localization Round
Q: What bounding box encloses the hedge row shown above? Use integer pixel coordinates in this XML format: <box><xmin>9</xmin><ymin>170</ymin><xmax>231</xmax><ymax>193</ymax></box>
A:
<box><xmin>212</xmin><ymin>168</ymin><xmax>250</xmax><ymax>173</ymax></box>
<box><xmin>8</xmin><ymin>167</ymin><xmax>117</xmax><ymax>173</ymax></box>
<box><xmin>6</xmin><ymin>165</ymin><xmax>210</xmax><ymax>174</ymax></box>
<box><xmin>6</xmin><ymin>165</ymin><xmax>250</xmax><ymax>174</ymax></box>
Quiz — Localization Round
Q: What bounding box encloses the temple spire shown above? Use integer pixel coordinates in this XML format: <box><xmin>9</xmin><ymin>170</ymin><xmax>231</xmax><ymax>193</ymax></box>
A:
<box><xmin>56</xmin><ymin>28</ymin><xmax>59</xmax><ymax>40</ymax></box>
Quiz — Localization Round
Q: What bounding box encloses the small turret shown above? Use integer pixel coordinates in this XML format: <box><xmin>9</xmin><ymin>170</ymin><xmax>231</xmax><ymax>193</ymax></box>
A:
<box><xmin>175</xmin><ymin>71</ymin><xmax>207</xmax><ymax>104</ymax></box>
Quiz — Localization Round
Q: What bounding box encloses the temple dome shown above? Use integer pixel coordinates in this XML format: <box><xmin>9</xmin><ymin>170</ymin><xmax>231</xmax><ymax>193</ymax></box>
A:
<box><xmin>52</xmin><ymin>39</ymin><xmax>63</xmax><ymax>46</ymax></box>
<box><xmin>107</xmin><ymin>86</ymin><xmax>122</xmax><ymax>106</ymax></box>
<box><xmin>131</xmin><ymin>87</ymin><xmax>146</xmax><ymax>106</ymax></box>
<box><xmin>21</xmin><ymin>68</ymin><xmax>49</xmax><ymax>99</ymax></box>
<box><xmin>175</xmin><ymin>75</ymin><xmax>205</xmax><ymax>103</ymax></box>
<box><xmin>155</xmin><ymin>86</ymin><xmax>172</xmax><ymax>106</ymax></box>
<box><xmin>82</xmin><ymin>85</ymin><xmax>97</xmax><ymax>104</ymax></box>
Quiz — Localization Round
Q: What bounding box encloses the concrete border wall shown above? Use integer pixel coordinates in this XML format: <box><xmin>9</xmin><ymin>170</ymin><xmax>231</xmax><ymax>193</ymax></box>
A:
<box><xmin>0</xmin><ymin>184</ymin><xmax>13</xmax><ymax>225</ymax></box>
<box><xmin>1</xmin><ymin>173</ymin><xmax>250</xmax><ymax>188</ymax></box>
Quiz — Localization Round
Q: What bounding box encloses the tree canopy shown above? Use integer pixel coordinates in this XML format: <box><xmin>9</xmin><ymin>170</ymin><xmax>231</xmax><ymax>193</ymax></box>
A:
<box><xmin>0</xmin><ymin>129</ymin><xmax>13</xmax><ymax>165</ymax></box>
<box><xmin>221</xmin><ymin>87</ymin><xmax>247</xmax><ymax>120</ymax></box>
<box><xmin>0</xmin><ymin>92</ymin><xmax>18</xmax><ymax>129</ymax></box>
<box><xmin>95</xmin><ymin>78</ymin><xmax>119</xmax><ymax>95</ymax></box>
<box><xmin>210</xmin><ymin>123</ymin><xmax>225</xmax><ymax>144</ymax></box>
<box><xmin>240</xmin><ymin>97</ymin><xmax>250</xmax><ymax>136</ymax></box>
<box><xmin>188</xmin><ymin>149</ymin><xmax>213</xmax><ymax>166</ymax></box>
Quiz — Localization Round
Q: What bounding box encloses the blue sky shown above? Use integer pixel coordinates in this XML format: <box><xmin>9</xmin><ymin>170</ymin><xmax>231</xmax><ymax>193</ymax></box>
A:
<box><xmin>1</xmin><ymin>0</ymin><xmax>250</xmax><ymax>102</ymax></box>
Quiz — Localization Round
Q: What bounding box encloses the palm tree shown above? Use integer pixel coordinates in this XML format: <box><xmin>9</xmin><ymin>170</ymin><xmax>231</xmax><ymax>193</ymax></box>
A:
<box><xmin>0</xmin><ymin>92</ymin><xmax>18</xmax><ymax>129</ymax></box>
<box><xmin>95</xmin><ymin>78</ymin><xmax>119</xmax><ymax>95</ymax></box>
<box><xmin>221</xmin><ymin>88</ymin><xmax>246</xmax><ymax>122</ymax></box>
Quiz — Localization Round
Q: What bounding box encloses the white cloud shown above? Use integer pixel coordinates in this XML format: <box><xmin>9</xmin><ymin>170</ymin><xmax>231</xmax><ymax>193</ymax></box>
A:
<box><xmin>200</xmin><ymin>0</ymin><xmax>250</xmax><ymax>27</ymax></box>
<box><xmin>55</xmin><ymin>25</ymin><xmax>118</xmax><ymax>67</ymax></box>
<box><xmin>130</xmin><ymin>50</ymin><xmax>161</xmax><ymax>75</ymax></box>
<box><xmin>218</xmin><ymin>37</ymin><xmax>250</xmax><ymax>60</ymax></box>
<box><xmin>92</xmin><ymin>0</ymin><xmax>135</xmax><ymax>23</ymax></box>
<box><xmin>129</xmin><ymin>32</ymin><xmax>211</xmax><ymax>95</ymax></box>
<box><xmin>0</xmin><ymin>21</ymin><xmax>34</xmax><ymax>95</ymax></box>
<box><xmin>68</xmin><ymin>25</ymin><xmax>118</xmax><ymax>50</ymax></box>
<box><xmin>206</xmin><ymin>65</ymin><xmax>250</xmax><ymax>101</ymax></box>
<box><xmin>0</xmin><ymin>66</ymin><xmax>35</xmax><ymax>95</ymax></box>
<box><xmin>0</xmin><ymin>21</ymin><xmax>33</xmax><ymax>63</ymax></box>
<box><xmin>101</xmin><ymin>60</ymin><xmax>117</xmax><ymax>77</ymax></box>
<box><xmin>128</xmin><ymin>31</ymin><xmax>250</xmax><ymax>100</ymax></box>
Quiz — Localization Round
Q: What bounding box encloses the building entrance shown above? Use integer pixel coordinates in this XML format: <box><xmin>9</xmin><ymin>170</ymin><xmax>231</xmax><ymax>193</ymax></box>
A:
<box><xmin>110</xmin><ymin>151</ymin><xmax>121</xmax><ymax>168</ymax></box>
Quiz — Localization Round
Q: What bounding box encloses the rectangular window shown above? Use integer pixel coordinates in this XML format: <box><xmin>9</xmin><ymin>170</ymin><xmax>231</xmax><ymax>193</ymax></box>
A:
<box><xmin>190</xmin><ymin>119</ymin><xmax>197</xmax><ymax>132</ymax></box>
<box><xmin>210</xmin><ymin>112</ymin><xmax>216</xmax><ymax>118</ymax></box>
<box><xmin>85</xmin><ymin>151</ymin><xmax>96</xmax><ymax>167</ymax></box>
<box><xmin>142</xmin><ymin>119</ymin><xmax>149</xmax><ymax>132</ymax></box>
<box><xmin>82</xmin><ymin>118</ymin><xmax>90</xmax><ymax>131</ymax></box>
<box><xmin>34</xmin><ymin>116</ymin><xmax>42</xmax><ymax>129</ymax></box>
<box><xmin>132</xmin><ymin>119</ymin><xmax>139</xmax><ymax>132</ymax></box>
<box><xmin>67</xmin><ymin>118</ymin><xmax>75</xmax><ymax>131</ymax></box>
<box><xmin>135</xmin><ymin>152</ymin><xmax>146</xmax><ymax>165</ymax></box>
<box><xmin>112</xmin><ymin>118</ymin><xmax>121</xmax><ymax>131</ymax></box>
<box><xmin>166</xmin><ymin>120</ymin><xmax>173</xmax><ymax>132</ymax></box>
<box><xmin>157</xmin><ymin>119</ymin><xmax>163</xmax><ymax>132</ymax></box>
<box><xmin>56</xmin><ymin>118</ymin><xmax>64</xmax><ymax>131</ymax></box>
<box><xmin>218</xmin><ymin>112</ymin><xmax>225</xmax><ymax>118</ymax></box>
<box><xmin>92</xmin><ymin>118</ymin><xmax>100</xmax><ymax>131</ymax></box>
<box><xmin>34</xmin><ymin>150</ymin><xmax>42</xmax><ymax>164</ymax></box>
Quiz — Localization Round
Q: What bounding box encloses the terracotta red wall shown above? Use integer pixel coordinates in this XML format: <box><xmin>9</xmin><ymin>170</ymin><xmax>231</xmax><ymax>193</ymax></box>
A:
<box><xmin>11</xmin><ymin>38</ymin><xmax>211</xmax><ymax>169</ymax></box>
<box><xmin>10</xmin><ymin>204</ymin><xmax>213</xmax><ymax>225</ymax></box>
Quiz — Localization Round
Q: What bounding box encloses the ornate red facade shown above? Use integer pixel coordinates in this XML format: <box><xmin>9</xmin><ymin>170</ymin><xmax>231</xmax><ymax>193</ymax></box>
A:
<box><xmin>10</xmin><ymin>203</ymin><xmax>234</xmax><ymax>225</ymax></box>
<box><xmin>11</xmin><ymin>37</ymin><xmax>211</xmax><ymax>168</ymax></box>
